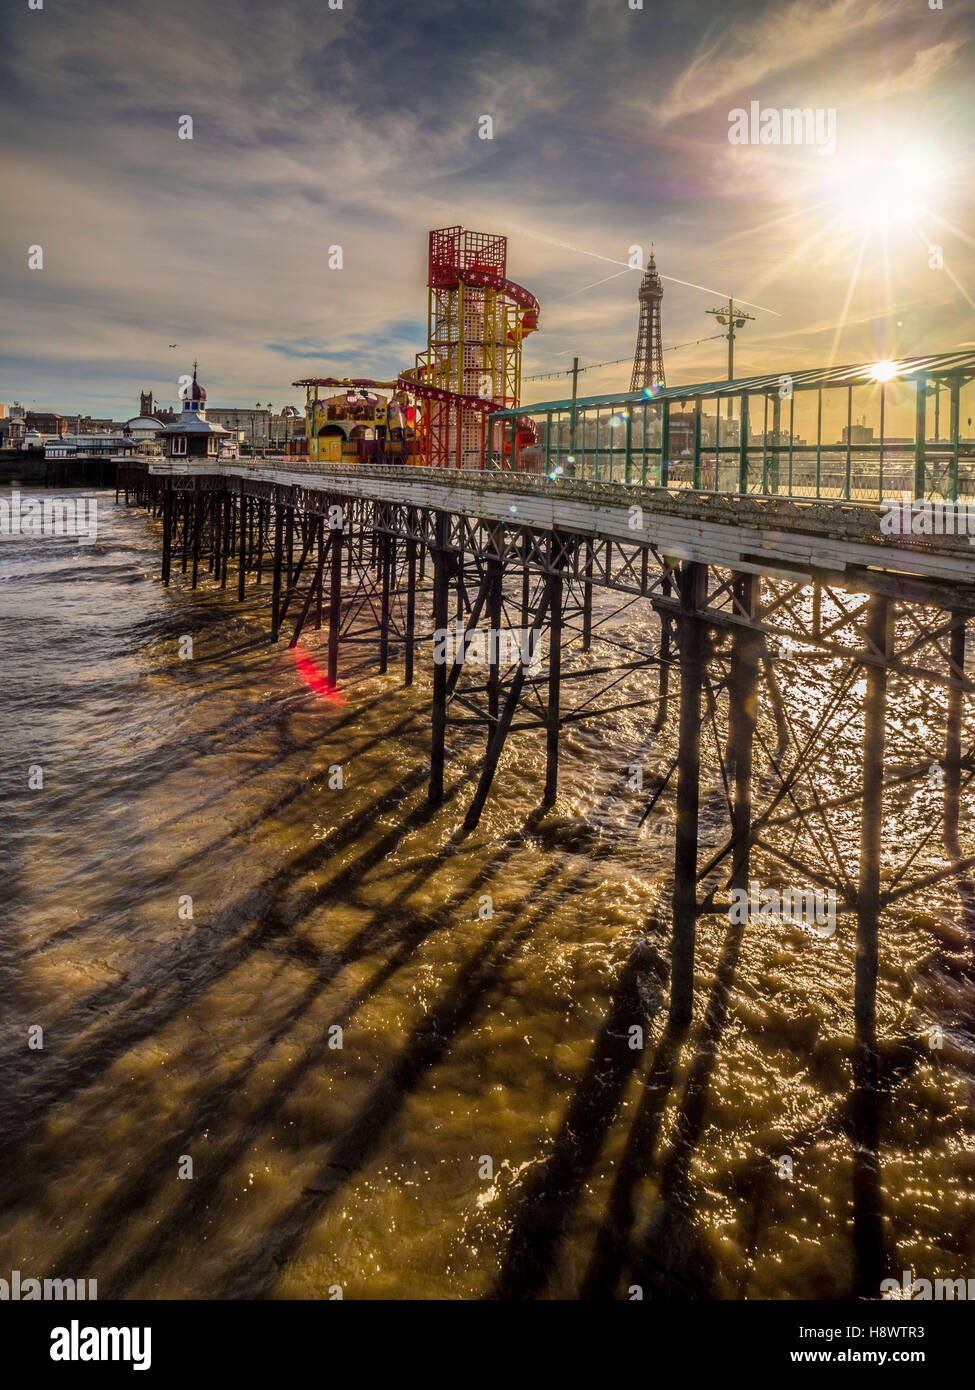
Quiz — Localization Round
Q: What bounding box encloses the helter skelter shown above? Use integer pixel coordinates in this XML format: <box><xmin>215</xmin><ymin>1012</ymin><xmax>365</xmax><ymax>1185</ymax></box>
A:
<box><xmin>291</xmin><ymin>227</ymin><xmax>540</xmax><ymax>470</ymax></box>
<box><xmin>399</xmin><ymin>226</ymin><xmax>540</xmax><ymax>469</ymax></box>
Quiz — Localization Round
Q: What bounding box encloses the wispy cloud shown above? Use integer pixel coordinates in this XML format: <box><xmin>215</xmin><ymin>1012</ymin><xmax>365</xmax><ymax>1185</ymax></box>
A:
<box><xmin>650</xmin><ymin>0</ymin><xmax>971</xmax><ymax>127</ymax></box>
<box><xmin>0</xmin><ymin>0</ymin><xmax>972</xmax><ymax>414</ymax></box>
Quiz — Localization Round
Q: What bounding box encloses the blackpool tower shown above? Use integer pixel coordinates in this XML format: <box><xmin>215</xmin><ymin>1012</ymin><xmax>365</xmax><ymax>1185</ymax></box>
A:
<box><xmin>629</xmin><ymin>249</ymin><xmax>665</xmax><ymax>393</ymax></box>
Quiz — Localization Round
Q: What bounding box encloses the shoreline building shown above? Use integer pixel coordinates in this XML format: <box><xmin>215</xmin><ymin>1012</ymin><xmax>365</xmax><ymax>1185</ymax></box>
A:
<box><xmin>630</xmin><ymin>249</ymin><xmax>665</xmax><ymax>393</ymax></box>
<box><xmin>162</xmin><ymin>363</ymin><xmax>229</xmax><ymax>460</ymax></box>
<box><xmin>123</xmin><ymin>413</ymin><xmax>165</xmax><ymax>442</ymax></box>
<box><xmin>140</xmin><ymin>390</ymin><xmax>177</xmax><ymax>426</ymax></box>
<box><xmin>206</xmin><ymin>404</ymin><xmax>305</xmax><ymax>452</ymax></box>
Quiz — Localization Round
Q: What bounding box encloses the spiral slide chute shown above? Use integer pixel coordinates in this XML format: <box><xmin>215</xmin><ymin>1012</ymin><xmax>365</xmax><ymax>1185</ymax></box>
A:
<box><xmin>399</xmin><ymin>227</ymin><xmax>539</xmax><ymax>468</ymax></box>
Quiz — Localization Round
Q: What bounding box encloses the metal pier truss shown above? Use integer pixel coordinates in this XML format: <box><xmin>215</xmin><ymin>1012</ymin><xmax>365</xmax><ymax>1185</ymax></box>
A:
<box><xmin>111</xmin><ymin>352</ymin><xmax>975</xmax><ymax>1295</ymax></box>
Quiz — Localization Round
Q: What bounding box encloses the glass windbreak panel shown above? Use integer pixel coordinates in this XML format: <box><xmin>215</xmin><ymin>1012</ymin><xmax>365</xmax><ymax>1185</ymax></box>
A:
<box><xmin>959</xmin><ymin>377</ymin><xmax>975</xmax><ymax>501</ymax></box>
<box><xmin>926</xmin><ymin>379</ymin><xmax>951</xmax><ymax>444</ymax></box>
<box><xmin>849</xmin><ymin>384</ymin><xmax>883</xmax><ymax>501</ymax></box>
<box><xmin>716</xmin><ymin>396</ymin><xmax>742</xmax><ymax>493</ymax></box>
<box><xmin>848</xmin><ymin>382</ymin><xmax>882</xmax><ymax>438</ymax></box>
<box><xmin>541</xmin><ymin>413</ymin><xmax>559</xmax><ymax>471</ymax></box>
<box><xmin>924</xmin><ymin>452</ymin><xmax>955</xmax><ymax>502</ymax></box>
<box><xmin>790</xmin><ymin>389</ymin><xmax>821</xmax><ymax>498</ymax></box>
<box><xmin>641</xmin><ymin>401</ymin><xmax>663</xmax><ymax>485</ymax></box>
<box><xmin>882</xmin><ymin>377</ymin><xmax>918</xmax><ymax>499</ymax></box>
<box><xmin>699</xmin><ymin>400</ymin><xmax>720</xmax><ymax>491</ymax></box>
<box><xmin>628</xmin><ymin>406</ymin><xmax>646</xmax><ymax>482</ymax></box>
<box><xmin>745</xmin><ymin>392</ymin><xmax>772</xmax><ymax>494</ymax></box>
<box><xmin>713</xmin><ymin>454</ymin><xmax>738</xmax><ymax>492</ymax></box>
<box><xmin>816</xmin><ymin>385</ymin><xmax>852</xmax><ymax>499</ymax></box>
<box><xmin>603</xmin><ymin>405</ymin><xmax>630</xmax><ymax>483</ymax></box>
<box><xmin>578</xmin><ymin>409</ymin><xmax>599</xmax><ymax>480</ymax></box>
<box><xmin>667</xmin><ymin>407</ymin><xmax>696</xmax><ymax>489</ymax></box>
<box><xmin>589</xmin><ymin>407</ymin><xmax>607</xmax><ymax>482</ymax></box>
<box><xmin>537</xmin><ymin>415</ymin><xmax>555</xmax><ymax>476</ymax></box>
<box><xmin>556</xmin><ymin>412</ymin><xmax>584</xmax><ymax>479</ymax></box>
<box><xmin>923</xmin><ymin>380</ymin><xmax>955</xmax><ymax>500</ymax></box>
<box><xmin>717</xmin><ymin>395</ymin><xmax>741</xmax><ymax>448</ymax></box>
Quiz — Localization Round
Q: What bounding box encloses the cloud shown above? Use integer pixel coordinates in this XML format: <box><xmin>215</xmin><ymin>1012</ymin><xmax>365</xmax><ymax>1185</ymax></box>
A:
<box><xmin>0</xmin><ymin>0</ymin><xmax>972</xmax><ymax>414</ymax></box>
<box><xmin>649</xmin><ymin>0</ymin><xmax>970</xmax><ymax>127</ymax></box>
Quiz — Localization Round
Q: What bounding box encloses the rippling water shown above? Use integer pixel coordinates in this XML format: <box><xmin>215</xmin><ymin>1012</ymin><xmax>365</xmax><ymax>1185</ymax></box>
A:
<box><xmin>1</xmin><ymin>486</ymin><xmax>973</xmax><ymax>1300</ymax></box>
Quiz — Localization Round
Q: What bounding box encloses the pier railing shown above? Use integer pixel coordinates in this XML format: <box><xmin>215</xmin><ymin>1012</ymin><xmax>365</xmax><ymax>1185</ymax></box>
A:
<box><xmin>489</xmin><ymin>349</ymin><xmax>975</xmax><ymax>502</ymax></box>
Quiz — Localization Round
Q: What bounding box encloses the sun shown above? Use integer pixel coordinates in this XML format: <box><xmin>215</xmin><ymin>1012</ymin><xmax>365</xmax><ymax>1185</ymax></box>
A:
<box><xmin>820</xmin><ymin>142</ymin><xmax>944</xmax><ymax>235</ymax></box>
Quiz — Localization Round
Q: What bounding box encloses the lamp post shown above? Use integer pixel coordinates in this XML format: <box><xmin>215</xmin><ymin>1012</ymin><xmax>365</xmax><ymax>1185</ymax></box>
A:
<box><xmin>707</xmin><ymin>298</ymin><xmax>756</xmax><ymax>417</ymax></box>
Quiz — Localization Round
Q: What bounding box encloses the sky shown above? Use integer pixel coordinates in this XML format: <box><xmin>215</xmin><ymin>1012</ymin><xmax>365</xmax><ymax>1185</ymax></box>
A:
<box><xmin>1</xmin><ymin>0</ymin><xmax>973</xmax><ymax>418</ymax></box>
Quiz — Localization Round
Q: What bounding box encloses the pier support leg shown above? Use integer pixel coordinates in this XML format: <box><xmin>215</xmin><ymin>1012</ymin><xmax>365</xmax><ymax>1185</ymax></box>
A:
<box><xmin>237</xmin><ymin>493</ymin><xmax>247</xmax><ymax>601</ymax></box>
<box><xmin>543</xmin><ymin>568</ymin><xmax>563</xmax><ymax>807</ymax></box>
<box><xmin>486</xmin><ymin>532</ymin><xmax>503</xmax><ymax>742</ymax></box>
<box><xmin>653</xmin><ymin>575</ymin><xmax>673</xmax><ymax>735</ymax></box>
<box><xmin>379</xmin><ymin>534</ymin><xmax>391</xmax><ymax>675</ymax></box>
<box><xmin>288</xmin><ymin>528</ymin><xmax>329</xmax><ymax>650</ymax></box>
<box><xmin>464</xmin><ymin>576</ymin><xmax>554</xmax><ymax>831</ymax></box>
<box><xmin>181</xmin><ymin>492</ymin><xmax>190</xmax><ymax>574</ymax></box>
<box><xmin>852</xmin><ymin>594</ymin><xmax>891</xmax><ymax>1296</ymax></box>
<box><xmin>404</xmin><ymin>531</ymin><xmax>417</xmax><ymax>687</ymax></box>
<box><xmin>270</xmin><ymin>500</ymin><xmax>284</xmax><ymax>642</ymax></box>
<box><xmin>220</xmin><ymin>491</ymin><xmax>230</xmax><ymax>588</ymax></box>
<box><xmin>211</xmin><ymin>490</ymin><xmax>221</xmax><ymax>577</ymax></box>
<box><xmin>942</xmin><ymin>616</ymin><xmax>975</xmax><ymax>951</ymax></box>
<box><xmin>161</xmin><ymin>488</ymin><xmax>172</xmax><ymax>586</ymax></box>
<box><xmin>455</xmin><ymin>545</ymin><xmax>465</xmax><ymax>622</ymax></box>
<box><xmin>327</xmin><ymin>516</ymin><xmax>343</xmax><ymax>687</ymax></box>
<box><xmin>430</xmin><ymin>513</ymin><xmax>451</xmax><ymax>805</ymax></box>
<box><xmin>315</xmin><ymin>517</ymin><xmax>324</xmax><ymax>630</ymax></box>
<box><xmin>582</xmin><ymin>540</ymin><xmax>594</xmax><ymax>653</ymax></box>
<box><xmin>728</xmin><ymin>575</ymin><xmax>760</xmax><ymax>889</ymax></box>
<box><xmin>670</xmin><ymin>560</ymin><xmax>708</xmax><ymax>1027</ymax></box>
<box><xmin>285</xmin><ymin>503</ymin><xmax>294</xmax><ymax>590</ymax></box>
<box><xmin>191</xmin><ymin>490</ymin><xmax>203</xmax><ymax>590</ymax></box>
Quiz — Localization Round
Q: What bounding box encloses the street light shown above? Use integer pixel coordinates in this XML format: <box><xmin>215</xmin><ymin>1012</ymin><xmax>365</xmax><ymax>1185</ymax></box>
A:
<box><xmin>706</xmin><ymin>298</ymin><xmax>757</xmax><ymax>416</ymax></box>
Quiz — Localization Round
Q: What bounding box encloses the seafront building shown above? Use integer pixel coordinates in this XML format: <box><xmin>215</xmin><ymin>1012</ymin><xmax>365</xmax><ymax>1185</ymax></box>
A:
<box><xmin>162</xmin><ymin>365</ymin><xmax>230</xmax><ymax>460</ymax></box>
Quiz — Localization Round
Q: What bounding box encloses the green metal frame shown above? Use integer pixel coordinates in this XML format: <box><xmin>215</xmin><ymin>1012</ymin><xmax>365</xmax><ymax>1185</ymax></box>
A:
<box><xmin>493</xmin><ymin>350</ymin><xmax>975</xmax><ymax>502</ymax></box>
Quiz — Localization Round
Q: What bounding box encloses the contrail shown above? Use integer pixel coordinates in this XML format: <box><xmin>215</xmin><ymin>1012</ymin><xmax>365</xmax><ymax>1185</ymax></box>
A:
<box><xmin>515</xmin><ymin>225</ymin><xmax>781</xmax><ymax>315</ymax></box>
<box><xmin>428</xmin><ymin>198</ymin><xmax>781</xmax><ymax>315</ymax></box>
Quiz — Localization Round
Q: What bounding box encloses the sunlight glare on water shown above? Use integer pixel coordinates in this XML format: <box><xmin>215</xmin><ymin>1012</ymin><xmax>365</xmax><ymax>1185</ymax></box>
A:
<box><xmin>0</xmin><ymin>489</ymin><xmax>973</xmax><ymax>1301</ymax></box>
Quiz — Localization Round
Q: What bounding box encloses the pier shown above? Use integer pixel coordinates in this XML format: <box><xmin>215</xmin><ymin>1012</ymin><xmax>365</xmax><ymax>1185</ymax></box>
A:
<box><xmin>117</xmin><ymin>349</ymin><xmax>975</xmax><ymax>1297</ymax></box>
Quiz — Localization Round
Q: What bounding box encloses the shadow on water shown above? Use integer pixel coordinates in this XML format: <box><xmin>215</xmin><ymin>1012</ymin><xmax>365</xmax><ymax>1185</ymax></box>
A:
<box><xmin>3</xmin><ymin>497</ymin><xmax>974</xmax><ymax>1301</ymax></box>
<box><xmin>49</xmin><ymin>800</ymin><xmax>548</xmax><ymax>1287</ymax></box>
<box><xmin>0</xmin><ymin>758</ymin><xmax>449</xmax><ymax>1187</ymax></box>
<box><xmin>490</xmin><ymin>930</ymin><xmax>669</xmax><ymax>1299</ymax></box>
<box><xmin>624</xmin><ymin>915</ymin><xmax>750</xmax><ymax>1300</ymax></box>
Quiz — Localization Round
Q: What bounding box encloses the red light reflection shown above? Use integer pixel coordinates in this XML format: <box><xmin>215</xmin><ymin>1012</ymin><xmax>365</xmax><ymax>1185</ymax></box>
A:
<box><xmin>289</xmin><ymin>645</ymin><xmax>345</xmax><ymax>704</ymax></box>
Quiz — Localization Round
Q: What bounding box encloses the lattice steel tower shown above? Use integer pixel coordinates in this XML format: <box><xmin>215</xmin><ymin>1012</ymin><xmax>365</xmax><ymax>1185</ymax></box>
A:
<box><xmin>629</xmin><ymin>250</ymin><xmax>665</xmax><ymax>393</ymax></box>
<box><xmin>401</xmin><ymin>228</ymin><xmax>538</xmax><ymax>468</ymax></box>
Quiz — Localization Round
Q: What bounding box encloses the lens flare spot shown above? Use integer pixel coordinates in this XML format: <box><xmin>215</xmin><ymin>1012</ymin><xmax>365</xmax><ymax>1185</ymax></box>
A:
<box><xmin>289</xmin><ymin>645</ymin><xmax>344</xmax><ymax>703</ymax></box>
